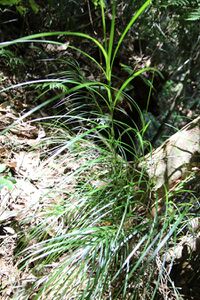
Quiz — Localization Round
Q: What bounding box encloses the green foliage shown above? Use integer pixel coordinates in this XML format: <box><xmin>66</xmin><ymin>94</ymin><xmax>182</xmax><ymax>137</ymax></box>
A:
<box><xmin>158</xmin><ymin>0</ymin><xmax>198</xmax><ymax>6</ymax></box>
<box><xmin>165</xmin><ymin>0</ymin><xmax>193</xmax><ymax>5</ymax></box>
<box><xmin>157</xmin><ymin>0</ymin><xmax>200</xmax><ymax>20</ymax></box>
<box><xmin>187</xmin><ymin>6</ymin><xmax>200</xmax><ymax>20</ymax></box>
<box><xmin>14</xmin><ymin>133</ymin><xmax>195</xmax><ymax>299</ymax></box>
<box><xmin>0</xmin><ymin>49</ymin><xmax>24</xmax><ymax>69</ymax></box>
<box><xmin>0</xmin><ymin>176</ymin><xmax>15</xmax><ymax>190</ymax></box>
<box><xmin>0</xmin><ymin>164</ymin><xmax>16</xmax><ymax>190</ymax></box>
<box><xmin>1</xmin><ymin>1</ymin><xmax>199</xmax><ymax>299</ymax></box>
<box><xmin>0</xmin><ymin>0</ymin><xmax>20</xmax><ymax>5</ymax></box>
<box><xmin>0</xmin><ymin>0</ymin><xmax>154</xmax><ymax>159</ymax></box>
<box><xmin>41</xmin><ymin>82</ymin><xmax>69</xmax><ymax>93</ymax></box>
<box><xmin>92</xmin><ymin>0</ymin><xmax>106</xmax><ymax>7</ymax></box>
<box><xmin>0</xmin><ymin>0</ymin><xmax>40</xmax><ymax>14</ymax></box>
<box><xmin>0</xmin><ymin>164</ymin><xmax>6</xmax><ymax>173</ymax></box>
<box><xmin>29</xmin><ymin>0</ymin><xmax>40</xmax><ymax>13</ymax></box>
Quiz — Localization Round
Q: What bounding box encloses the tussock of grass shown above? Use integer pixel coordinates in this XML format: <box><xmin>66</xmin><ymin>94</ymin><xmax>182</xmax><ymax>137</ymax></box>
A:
<box><xmin>8</xmin><ymin>124</ymin><xmax>195</xmax><ymax>300</ymax></box>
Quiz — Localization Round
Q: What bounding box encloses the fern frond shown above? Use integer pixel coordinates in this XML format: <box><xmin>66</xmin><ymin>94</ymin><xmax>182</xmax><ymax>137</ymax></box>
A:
<box><xmin>160</xmin><ymin>0</ymin><xmax>198</xmax><ymax>7</ymax></box>
<box><xmin>187</xmin><ymin>7</ymin><xmax>200</xmax><ymax>20</ymax></box>
<box><xmin>41</xmin><ymin>82</ymin><xmax>69</xmax><ymax>92</ymax></box>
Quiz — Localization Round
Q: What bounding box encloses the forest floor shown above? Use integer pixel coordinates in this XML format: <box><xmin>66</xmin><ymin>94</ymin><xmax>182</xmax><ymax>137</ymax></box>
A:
<box><xmin>0</xmin><ymin>70</ymin><xmax>97</xmax><ymax>298</ymax></box>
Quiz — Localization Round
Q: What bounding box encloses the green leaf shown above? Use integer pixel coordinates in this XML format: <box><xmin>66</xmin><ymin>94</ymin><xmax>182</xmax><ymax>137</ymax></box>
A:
<box><xmin>0</xmin><ymin>0</ymin><xmax>20</xmax><ymax>5</ymax></box>
<box><xmin>29</xmin><ymin>0</ymin><xmax>40</xmax><ymax>13</ymax></box>
<box><xmin>92</xmin><ymin>0</ymin><xmax>106</xmax><ymax>8</ymax></box>
<box><xmin>16</xmin><ymin>5</ymin><xmax>27</xmax><ymax>15</ymax></box>
<box><xmin>186</xmin><ymin>7</ymin><xmax>200</xmax><ymax>20</ymax></box>
<box><xmin>0</xmin><ymin>177</ymin><xmax>15</xmax><ymax>190</ymax></box>
<box><xmin>0</xmin><ymin>164</ymin><xmax>7</xmax><ymax>173</ymax></box>
<box><xmin>112</xmin><ymin>0</ymin><xmax>152</xmax><ymax>67</ymax></box>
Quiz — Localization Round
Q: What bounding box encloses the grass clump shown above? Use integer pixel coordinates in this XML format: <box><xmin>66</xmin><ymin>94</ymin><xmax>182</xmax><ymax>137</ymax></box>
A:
<box><xmin>11</xmin><ymin>129</ymin><xmax>192</xmax><ymax>300</ymax></box>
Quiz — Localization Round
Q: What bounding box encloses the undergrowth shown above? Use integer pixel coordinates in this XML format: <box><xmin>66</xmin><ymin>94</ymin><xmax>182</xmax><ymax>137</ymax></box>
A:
<box><xmin>12</xmin><ymin>129</ymin><xmax>194</xmax><ymax>300</ymax></box>
<box><xmin>0</xmin><ymin>0</ymin><xmax>199</xmax><ymax>299</ymax></box>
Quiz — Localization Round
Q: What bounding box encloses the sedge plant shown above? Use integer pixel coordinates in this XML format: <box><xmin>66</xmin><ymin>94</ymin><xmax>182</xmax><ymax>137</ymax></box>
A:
<box><xmin>0</xmin><ymin>0</ymin><xmax>156</xmax><ymax>160</ymax></box>
<box><xmin>0</xmin><ymin>1</ymin><xmax>196</xmax><ymax>299</ymax></box>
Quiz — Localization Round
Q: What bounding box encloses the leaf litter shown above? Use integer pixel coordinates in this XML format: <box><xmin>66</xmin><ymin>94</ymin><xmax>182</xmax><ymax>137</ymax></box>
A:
<box><xmin>0</xmin><ymin>88</ymin><xmax>101</xmax><ymax>298</ymax></box>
